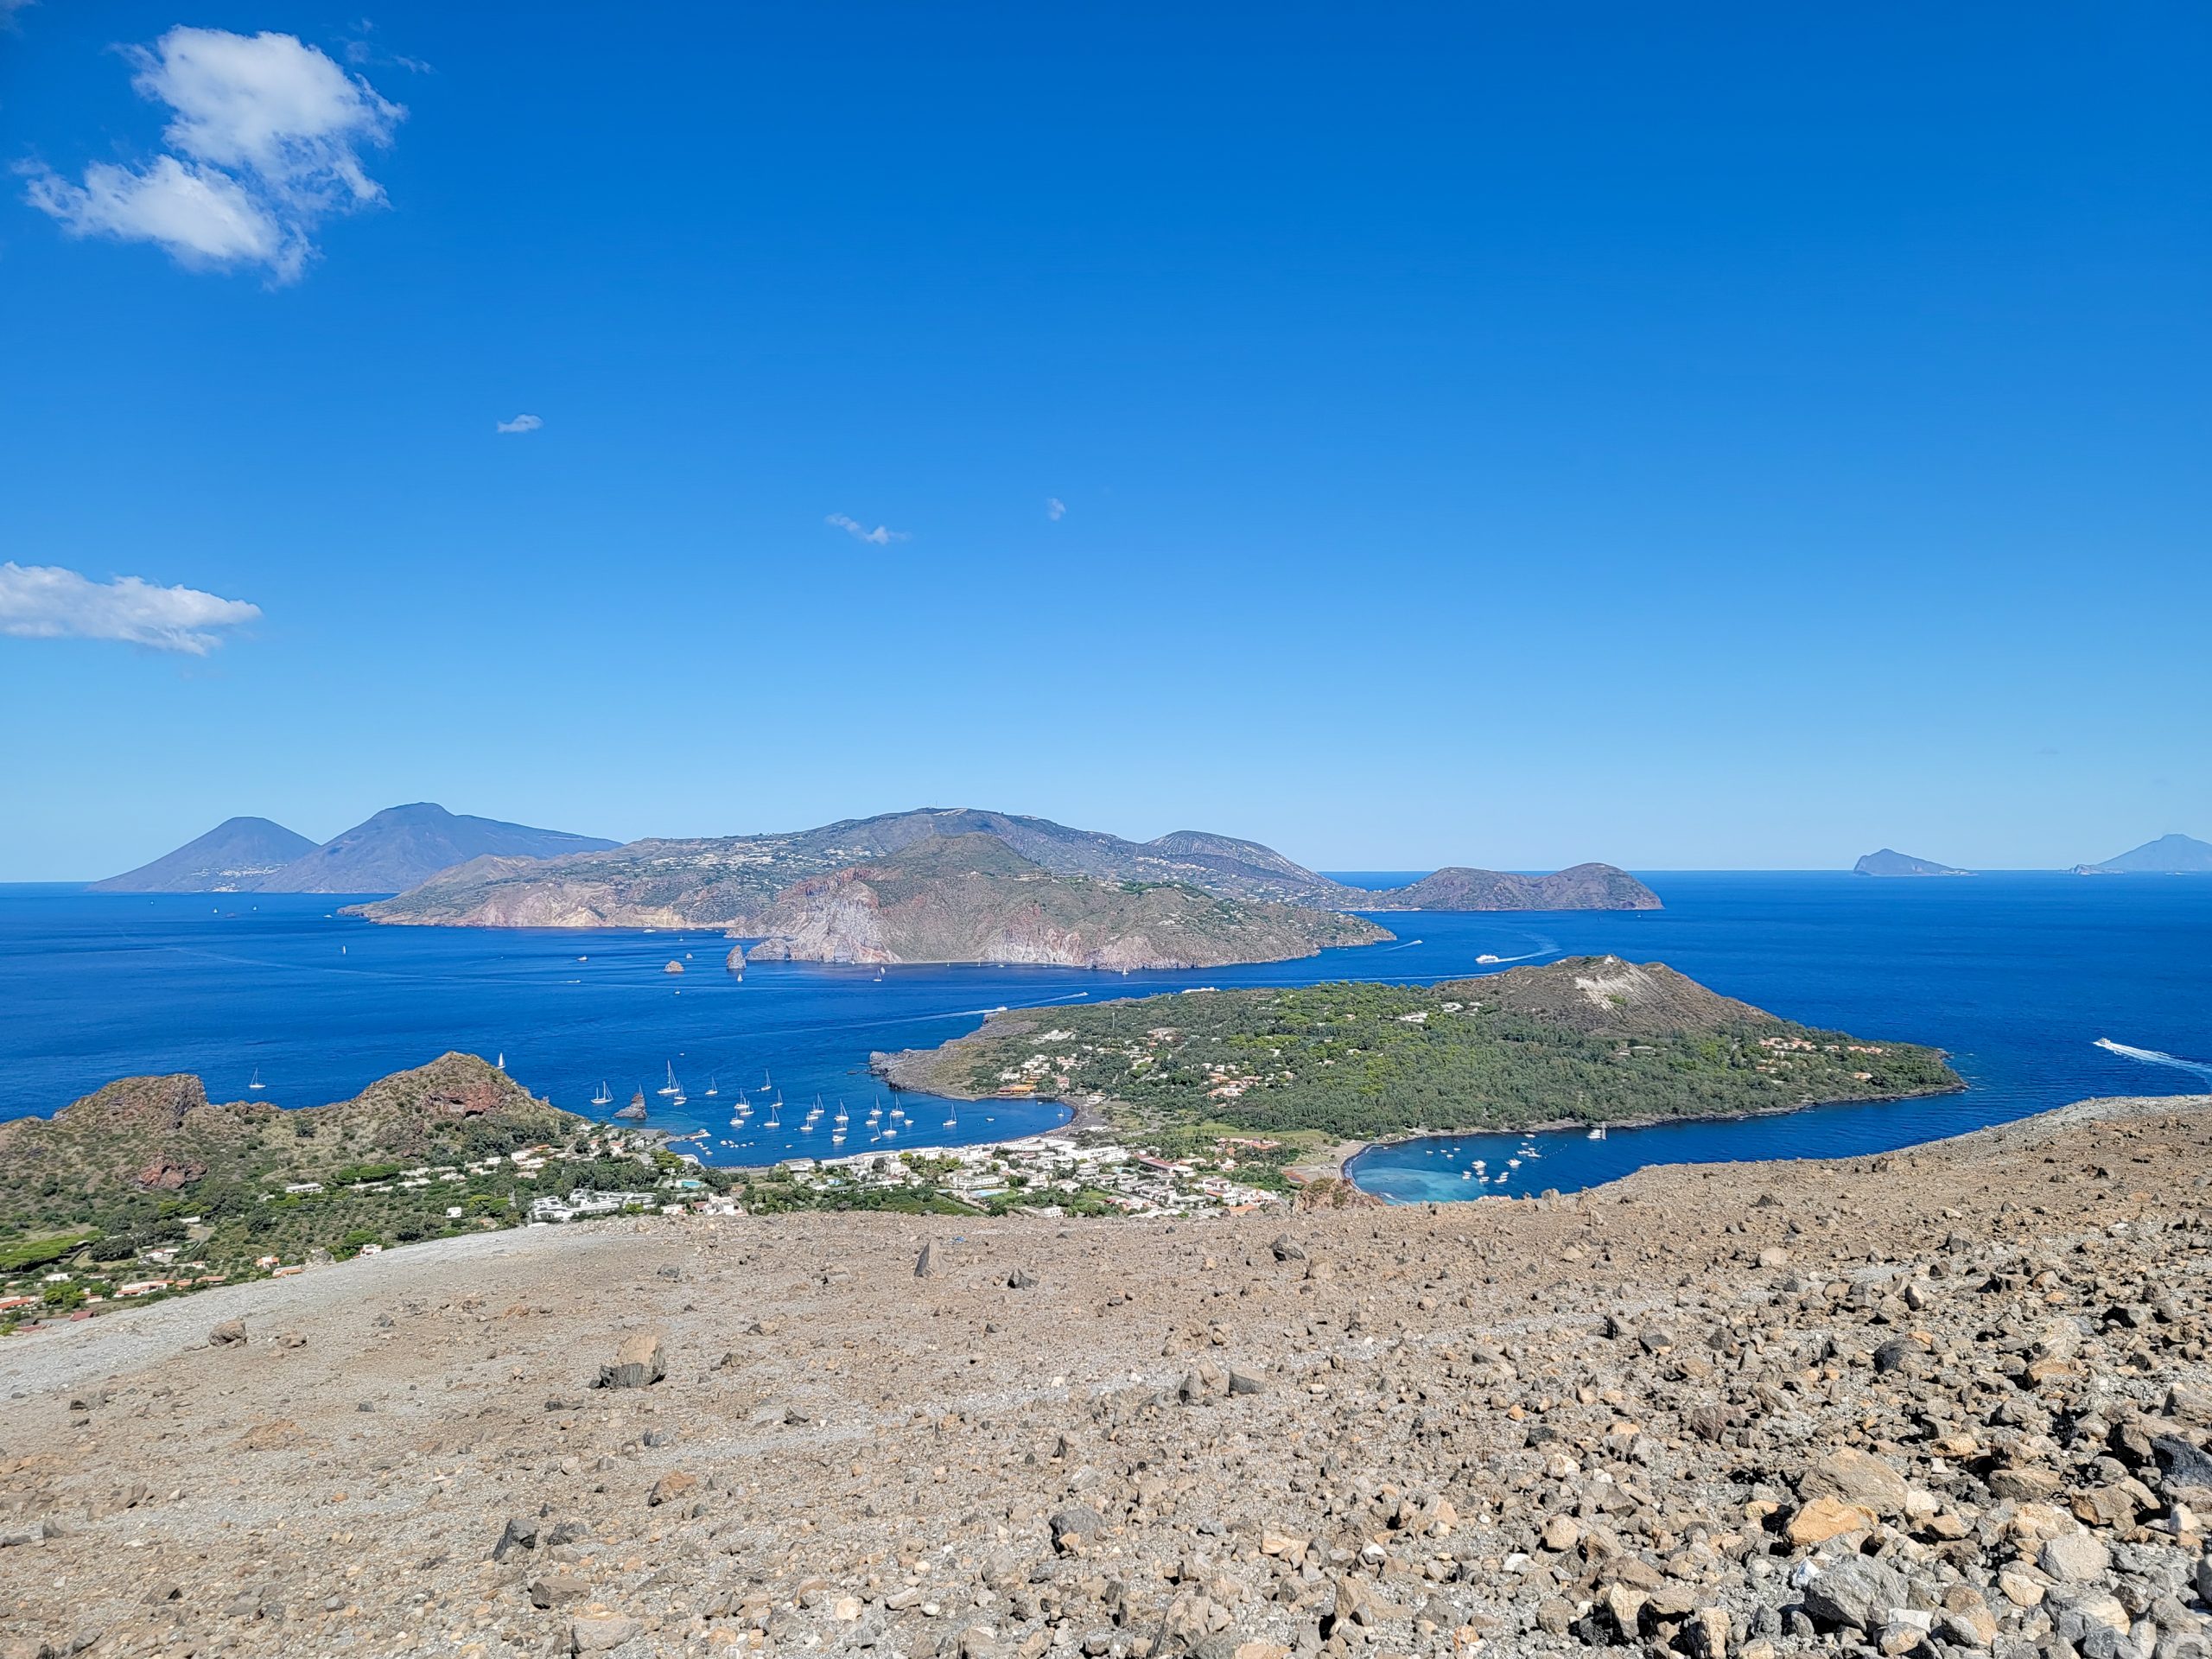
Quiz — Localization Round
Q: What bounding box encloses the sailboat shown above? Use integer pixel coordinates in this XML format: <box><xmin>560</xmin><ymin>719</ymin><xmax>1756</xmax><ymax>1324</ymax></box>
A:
<box><xmin>590</xmin><ymin>1081</ymin><xmax>613</xmax><ymax>1107</ymax></box>
<box><xmin>944</xmin><ymin>1104</ymin><xmax>958</xmax><ymax>1129</ymax></box>
<box><xmin>765</xmin><ymin>1097</ymin><xmax>782</xmax><ymax>1128</ymax></box>
<box><xmin>248</xmin><ymin>1068</ymin><xmax>264</xmax><ymax>1091</ymax></box>
<box><xmin>705</xmin><ymin>1075</ymin><xmax>720</xmax><ymax>1097</ymax></box>
<box><xmin>658</xmin><ymin>1063</ymin><xmax>679</xmax><ymax>1097</ymax></box>
<box><xmin>496</xmin><ymin>1052</ymin><xmax>505</xmax><ymax>1071</ymax></box>
<box><xmin>834</xmin><ymin>1102</ymin><xmax>849</xmax><ymax>1127</ymax></box>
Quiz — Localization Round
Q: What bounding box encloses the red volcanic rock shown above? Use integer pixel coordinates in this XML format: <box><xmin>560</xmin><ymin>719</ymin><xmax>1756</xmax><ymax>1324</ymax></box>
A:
<box><xmin>135</xmin><ymin>1155</ymin><xmax>206</xmax><ymax>1191</ymax></box>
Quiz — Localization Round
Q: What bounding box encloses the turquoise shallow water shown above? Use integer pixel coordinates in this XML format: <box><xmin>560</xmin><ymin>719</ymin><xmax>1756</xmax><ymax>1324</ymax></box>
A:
<box><xmin>0</xmin><ymin>874</ymin><xmax>2206</xmax><ymax>1185</ymax></box>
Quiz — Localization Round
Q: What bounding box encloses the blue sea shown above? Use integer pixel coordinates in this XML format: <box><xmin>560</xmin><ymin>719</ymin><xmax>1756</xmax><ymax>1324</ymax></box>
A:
<box><xmin>0</xmin><ymin>874</ymin><xmax>2206</xmax><ymax>1193</ymax></box>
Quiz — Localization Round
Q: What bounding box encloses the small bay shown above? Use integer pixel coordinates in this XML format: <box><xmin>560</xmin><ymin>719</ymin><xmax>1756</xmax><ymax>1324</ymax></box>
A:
<box><xmin>0</xmin><ymin>873</ymin><xmax>2204</xmax><ymax>1185</ymax></box>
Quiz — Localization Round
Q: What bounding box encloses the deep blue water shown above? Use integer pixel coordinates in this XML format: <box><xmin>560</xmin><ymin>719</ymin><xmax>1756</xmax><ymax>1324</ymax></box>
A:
<box><xmin>0</xmin><ymin>875</ymin><xmax>2206</xmax><ymax>1189</ymax></box>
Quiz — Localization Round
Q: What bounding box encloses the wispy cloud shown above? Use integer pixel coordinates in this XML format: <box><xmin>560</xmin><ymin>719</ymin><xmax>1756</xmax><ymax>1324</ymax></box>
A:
<box><xmin>826</xmin><ymin>513</ymin><xmax>910</xmax><ymax>547</ymax></box>
<box><xmin>0</xmin><ymin>563</ymin><xmax>260</xmax><ymax>654</ymax></box>
<box><xmin>343</xmin><ymin>19</ymin><xmax>433</xmax><ymax>75</ymax></box>
<box><xmin>1046</xmin><ymin>497</ymin><xmax>1066</xmax><ymax>521</ymax></box>
<box><xmin>496</xmin><ymin>414</ymin><xmax>543</xmax><ymax>435</ymax></box>
<box><xmin>1</xmin><ymin>1</ymin><xmax>38</xmax><ymax>31</ymax></box>
<box><xmin>21</xmin><ymin>27</ymin><xmax>403</xmax><ymax>283</ymax></box>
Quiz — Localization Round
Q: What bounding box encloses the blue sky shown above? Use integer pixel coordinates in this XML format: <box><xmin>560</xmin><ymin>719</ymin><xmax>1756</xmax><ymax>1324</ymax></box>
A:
<box><xmin>3</xmin><ymin>3</ymin><xmax>2206</xmax><ymax>878</ymax></box>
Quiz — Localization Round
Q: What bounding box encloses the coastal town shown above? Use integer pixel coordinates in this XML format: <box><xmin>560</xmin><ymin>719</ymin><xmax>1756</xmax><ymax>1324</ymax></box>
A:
<box><xmin>1</xmin><ymin>1103</ymin><xmax>1298</xmax><ymax>1334</ymax></box>
<box><xmin>716</xmin><ymin>1130</ymin><xmax>1287</xmax><ymax>1219</ymax></box>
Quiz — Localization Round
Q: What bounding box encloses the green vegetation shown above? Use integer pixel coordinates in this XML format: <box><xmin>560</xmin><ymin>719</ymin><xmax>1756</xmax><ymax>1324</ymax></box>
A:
<box><xmin>0</xmin><ymin>1054</ymin><xmax>746</xmax><ymax>1317</ymax></box>
<box><xmin>904</xmin><ymin>957</ymin><xmax>1961</xmax><ymax>1144</ymax></box>
<box><xmin>0</xmin><ymin>1229</ymin><xmax>97</xmax><ymax>1273</ymax></box>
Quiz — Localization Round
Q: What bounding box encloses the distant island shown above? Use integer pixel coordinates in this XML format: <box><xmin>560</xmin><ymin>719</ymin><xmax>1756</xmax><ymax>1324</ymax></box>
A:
<box><xmin>92</xmin><ymin>803</ymin><xmax>617</xmax><ymax>895</ymax></box>
<box><xmin>734</xmin><ymin>833</ymin><xmax>1389</xmax><ymax>969</ymax></box>
<box><xmin>83</xmin><ymin>815</ymin><xmax>318</xmax><ymax>893</ymax></box>
<box><xmin>879</xmin><ymin>954</ymin><xmax>1962</xmax><ymax>1152</ymax></box>
<box><xmin>2073</xmin><ymin>833</ymin><xmax>2212</xmax><ymax>875</ymax></box>
<box><xmin>346</xmin><ymin>808</ymin><xmax>1658</xmax><ymax>969</ymax></box>
<box><xmin>348</xmin><ymin>807</ymin><xmax>1366</xmax><ymax>926</ymax></box>
<box><xmin>1853</xmin><ymin>848</ymin><xmax>1974</xmax><ymax>877</ymax></box>
<box><xmin>1369</xmin><ymin>861</ymin><xmax>1660</xmax><ymax>910</ymax></box>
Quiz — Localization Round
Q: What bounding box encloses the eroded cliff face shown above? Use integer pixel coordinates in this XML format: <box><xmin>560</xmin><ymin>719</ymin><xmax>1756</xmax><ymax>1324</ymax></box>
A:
<box><xmin>376</xmin><ymin>883</ymin><xmax>696</xmax><ymax>930</ymax></box>
<box><xmin>740</xmin><ymin>874</ymin><xmax>895</xmax><ymax>964</ymax></box>
<box><xmin>734</xmin><ymin>836</ymin><xmax>1389</xmax><ymax>969</ymax></box>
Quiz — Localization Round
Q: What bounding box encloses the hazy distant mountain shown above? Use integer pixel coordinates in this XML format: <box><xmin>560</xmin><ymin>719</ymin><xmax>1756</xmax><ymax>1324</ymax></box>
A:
<box><xmin>88</xmin><ymin>817</ymin><xmax>319</xmax><ymax>893</ymax></box>
<box><xmin>351</xmin><ymin>806</ymin><xmax>1364</xmax><ymax>927</ymax></box>
<box><xmin>1369</xmin><ymin>862</ymin><xmax>1662</xmax><ymax>912</ymax></box>
<box><xmin>2073</xmin><ymin>834</ymin><xmax>2212</xmax><ymax>875</ymax></box>
<box><xmin>252</xmin><ymin>804</ymin><xmax>620</xmax><ymax>893</ymax></box>
<box><xmin>1853</xmin><ymin>849</ymin><xmax>1974</xmax><ymax>877</ymax></box>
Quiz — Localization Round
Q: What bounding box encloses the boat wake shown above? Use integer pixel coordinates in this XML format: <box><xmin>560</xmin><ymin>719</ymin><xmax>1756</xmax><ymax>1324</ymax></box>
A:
<box><xmin>2095</xmin><ymin>1038</ymin><xmax>2212</xmax><ymax>1081</ymax></box>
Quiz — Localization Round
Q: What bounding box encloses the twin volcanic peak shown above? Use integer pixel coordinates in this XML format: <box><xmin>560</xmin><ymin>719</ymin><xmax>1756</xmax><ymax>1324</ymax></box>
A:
<box><xmin>92</xmin><ymin>804</ymin><xmax>619</xmax><ymax>895</ymax></box>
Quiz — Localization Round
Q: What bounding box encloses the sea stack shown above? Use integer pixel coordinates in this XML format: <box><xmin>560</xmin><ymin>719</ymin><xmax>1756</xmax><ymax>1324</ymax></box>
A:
<box><xmin>663</xmin><ymin>960</ymin><xmax>684</xmax><ymax>975</ymax></box>
<box><xmin>725</xmin><ymin>945</ymin><xmax>745</xmax><ymax>977</ymax></box>
<box><xmin>616</xmin><ymin>1092</ymin><xmax>646</xmax><ymax>1120</ymax></box>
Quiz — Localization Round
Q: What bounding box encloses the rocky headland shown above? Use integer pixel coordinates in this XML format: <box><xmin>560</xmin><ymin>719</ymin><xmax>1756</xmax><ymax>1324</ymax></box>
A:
<box><xmin>878</xmin><ymin>957</ymin><xmax>1961</xmax><ymax>1148</ymax></box>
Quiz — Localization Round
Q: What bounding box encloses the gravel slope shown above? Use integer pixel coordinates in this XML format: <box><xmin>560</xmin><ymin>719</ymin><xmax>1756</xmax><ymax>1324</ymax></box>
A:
<box><xmin>3</xmin><ymin>1093</ymin><xmax>2209</xmax><ymax>1659</ymax></box>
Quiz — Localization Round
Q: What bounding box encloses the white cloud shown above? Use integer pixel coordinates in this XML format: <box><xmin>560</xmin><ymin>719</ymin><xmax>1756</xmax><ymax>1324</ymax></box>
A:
<box><xmin>496</xmin><ymin>414</ymin><xmax>543</xmax><ymax>435</ymax></box>
<box><xmin>0</xmin><ymin>563</ymin><xmax>260</xmax><ymax>654</ymax></box>
<box><xmin>1046</xmin><ymin>497</ymin><xmax>1066</xmax><ymax>521</ymax></box>
<box><xmin>22</xmin><ymin>27</ymin><xmax>402</xmax><ymax>283</ymax></box>
<box><xmin>826</xmin><ymin>513</ymin><xmax>910</xmax><ymax>546</ymax></box>
<box><xmin>23</xmin><ymin>155</ymin><xmax>283</xmax><ymax>266</ymax></box>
